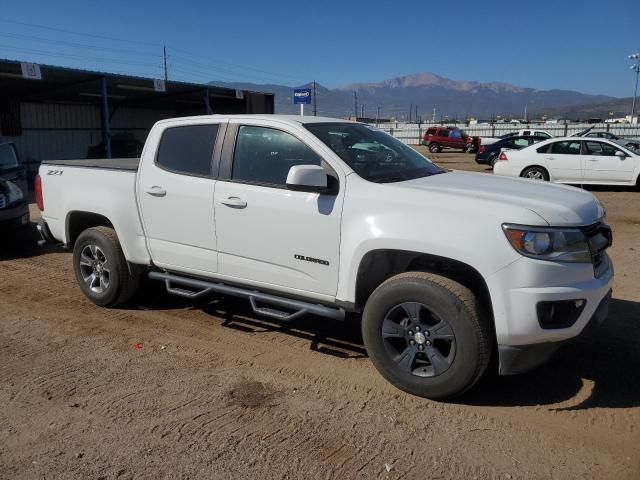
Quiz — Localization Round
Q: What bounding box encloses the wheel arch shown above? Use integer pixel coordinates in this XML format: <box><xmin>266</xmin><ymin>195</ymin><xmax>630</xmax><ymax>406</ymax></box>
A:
<box><xmin>66</xmin><ymin>211</ymin><xmax>115</xmax><ymax>247</ymax></box>
<box><xmin>519</xmin><ymin>164</ymin><xmax>549</xmax><ymax>179</ymax></box>
<box><xmin>354</xmin><ymin>249</ymin><xmax>494</xmax><ymax>329</ymax></box>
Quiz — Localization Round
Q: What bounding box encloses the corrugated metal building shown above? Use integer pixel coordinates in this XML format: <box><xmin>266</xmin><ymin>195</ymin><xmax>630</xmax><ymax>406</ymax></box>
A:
<box><xmin>0</xmin><ymin>59</ymin><xmax>275</xmax><ymax>176</ymax></box>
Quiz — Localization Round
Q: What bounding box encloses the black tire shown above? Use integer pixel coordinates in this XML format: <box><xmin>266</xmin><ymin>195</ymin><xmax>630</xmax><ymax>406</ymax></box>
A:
<box><xmin>520</xmin><ymin>166</ymin><xmax>549</xmax><ymax>181</ymax></box>
<box><xmin>362</xmin><ymin>272</ymin><xmax>492</xmax><ymax>400</ymax></box>
<box><xmin>73</xmin><ymin>226</ymin><xmax>140</xmax><ymax>307</ymax></box>
<box><xmin>428</xmin><ymin>142</ymin><xmax>441</xmax><ymax>153</ymax></box>
<box><xmin>490</xmin><ymin>153</ymin><xmax>499</xmax><ymax>168</ymax></box>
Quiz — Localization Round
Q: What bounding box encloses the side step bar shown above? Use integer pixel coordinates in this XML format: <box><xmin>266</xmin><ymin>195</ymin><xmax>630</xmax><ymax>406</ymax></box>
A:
<box><xmin>148</xmin><ymin>271</ymin><xmax>345</xmax><ymax>322</ymax></box>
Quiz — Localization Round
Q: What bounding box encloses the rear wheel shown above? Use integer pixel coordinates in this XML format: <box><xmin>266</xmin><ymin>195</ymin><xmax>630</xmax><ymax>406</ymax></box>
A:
<box><xmin>521</xmin><ymin>166</ymin><xmax>549</xmax><ymax>181</ymax></box>
<box><xmin>490</xmin><ymin>153</ymin><xmax>499</xmax><ymax>168</ymax></box>
<box><xmin>428</xmin><ymin>142</ymin><xmax>441</xmax><ymax>153</ymax></box>
<box><xmin>73</xmin><ymin>227</ymin><xmax>140</xmax><ymax>307</ymax></box>
<box><xmin>362</xmin><ymin>272</ymin><xmax>492</xmax><ymax>399</ymax></box>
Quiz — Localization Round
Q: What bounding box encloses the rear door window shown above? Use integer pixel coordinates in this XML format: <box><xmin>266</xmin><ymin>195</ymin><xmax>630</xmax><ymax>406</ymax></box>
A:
<box><xmin>549</xmin><ymin>141</ymin><xmax>581</xmax><ymax>155</ymax></box>
<box><xmin>156</xmin><ymin>124</ymin><xmax>219</xmax><ymax>176</ymax></box>
<box><xmin>437</xmin><ymin>130</ymin><xmax>450</xmax><ymax>138</ymax></box>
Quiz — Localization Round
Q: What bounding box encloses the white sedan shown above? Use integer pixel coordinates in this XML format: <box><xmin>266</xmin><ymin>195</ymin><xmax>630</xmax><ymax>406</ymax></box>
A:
<box><xmin>493</xmin><ymin>137</ymin><xmax>640</xmax><ymax>187</ymax></box>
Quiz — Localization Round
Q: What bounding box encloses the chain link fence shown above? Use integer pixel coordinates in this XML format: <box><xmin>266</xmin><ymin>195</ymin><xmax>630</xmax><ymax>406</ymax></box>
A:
<box><xmin>369</xmin><ymin>122</ymin><xmax>640</xmax><ymax>145</ymax></box>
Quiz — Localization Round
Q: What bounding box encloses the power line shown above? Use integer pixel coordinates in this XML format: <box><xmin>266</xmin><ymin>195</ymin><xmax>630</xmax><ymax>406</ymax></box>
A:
<box><xmin>170</xmin><ymin>54</ymin><xmax>302</xmax><ymax>85</ymax></box>
<box><xmin>0</xmin><ymin>31</ymin><xmax>162</xmax><ymax>57</ymax></box>
<box><xmin>0</xmin><ymin>17</ymin><xmax>162</xmax><ymax>47</ymax></box>
<box><xmin>0</xmin><ymin>44</ymin><xmax>163</xmax><ymax>68</ymax></box>
<box><xmin>170</xmin><ymin>46</ymin><xmax>307</xmax><ymax>82</ymax></box>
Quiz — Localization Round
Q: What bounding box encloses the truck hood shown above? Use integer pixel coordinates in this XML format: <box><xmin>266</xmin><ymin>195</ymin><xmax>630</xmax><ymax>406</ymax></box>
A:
<box><xmin>399</xmin><ymin>171</ymin><xmax>603</xmax><ymax>226</ymax></box>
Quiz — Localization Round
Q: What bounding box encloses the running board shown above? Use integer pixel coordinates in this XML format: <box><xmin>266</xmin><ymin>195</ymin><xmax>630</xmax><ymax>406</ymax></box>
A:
<box><xmin>148</xmin><ymin>271</ymin><xmax>345</xmax><ymax>322</ymax></box>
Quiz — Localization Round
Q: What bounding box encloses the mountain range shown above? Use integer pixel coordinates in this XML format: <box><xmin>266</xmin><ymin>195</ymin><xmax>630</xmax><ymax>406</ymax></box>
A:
<box><xmin>210</xmin><ymin>72</ymin><xmax>627</xmax><ymax>120</ymax></box>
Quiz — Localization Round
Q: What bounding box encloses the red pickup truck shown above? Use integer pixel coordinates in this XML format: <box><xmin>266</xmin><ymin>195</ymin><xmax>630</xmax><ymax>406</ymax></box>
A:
<box><xmin>422</xmin><ymin>127</ymin><xmax>479</xmax><ymax>153</ymax></box>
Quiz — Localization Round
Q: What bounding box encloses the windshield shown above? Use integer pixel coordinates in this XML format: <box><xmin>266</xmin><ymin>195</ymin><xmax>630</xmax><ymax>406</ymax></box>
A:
<box><xmin>305</xmin><ymin>123</ymin><xmax>445</xmax><ymax>183</ymax></box>
<box><xmin>0</xmin><ymin>143</ymin><xmax>19</xmax><ymax>170</ymax></box>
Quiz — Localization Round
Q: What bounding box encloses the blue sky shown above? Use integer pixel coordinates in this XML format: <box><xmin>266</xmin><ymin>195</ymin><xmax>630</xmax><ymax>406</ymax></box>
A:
<box><xmin>0</xmin><ymin>0</ymin><xmax>638</xmax><ymax>96</ymax></box>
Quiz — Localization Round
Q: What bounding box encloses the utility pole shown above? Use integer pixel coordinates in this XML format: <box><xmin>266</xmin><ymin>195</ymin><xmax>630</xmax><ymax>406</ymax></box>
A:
<box><xmin>415</xmin><ymin>105</ymin><xmax>418</xmax><ymax>124</ymax></box>
<box><xmin>432</xmin><ymin>107</ymin><xmax>436</xmax><ymax>123</ymax></box>
<box><xmin>409</xmin><ymin>104</ymin><xmax>412</xmax><ymax>123</ymax></box>
<box><xmin>312</xmin><ymin>80</ymin><xmax>317</xmax><ymax>116</ymax></box>
<box><xmin>361</xmin><ymin>104</ymin><xmax>364</xmax><ymax>118</ymax></box>
<box><xmin>163</xmin><ymin>45</ymin><xmax>168</xmax><ymax>82</ymax></box>
<box><xmin>376</xmin><ymin>106</ymin><xmax>380</xmax><ymax>126</ymax></box>
<box><xmin>354</xmin><ymin>91</ymin><xmax>358</xmax><ymax>119</ymax></box>
<box><xmin>629</xmin><ymin>53</ymin><xmax>640</xmax><ymax>121</ymax></box>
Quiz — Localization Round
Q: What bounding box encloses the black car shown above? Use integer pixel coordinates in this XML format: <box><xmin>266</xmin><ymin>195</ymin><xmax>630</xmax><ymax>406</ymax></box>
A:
<box><xmin>0</xmin><ymin>142</ymin><xmax>30</xmax><ymax>232</ymax></box>
<box><xmin>475</xmin><ymin>135</ymin><xmax>548</xmax><ymax>167</ymax></box>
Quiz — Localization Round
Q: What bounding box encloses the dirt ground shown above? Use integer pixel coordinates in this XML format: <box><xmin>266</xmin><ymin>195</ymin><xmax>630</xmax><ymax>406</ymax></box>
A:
<box><xmin>1</xmin><ymin>152</ymin><xmax>639</xmax><ymax>480</ymax></box>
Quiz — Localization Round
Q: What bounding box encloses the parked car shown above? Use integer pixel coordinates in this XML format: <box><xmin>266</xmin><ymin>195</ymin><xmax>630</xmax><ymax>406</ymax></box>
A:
<box><xmin>475</xmin><ymin>135</ymin><xmax>548</xmax><ymax>167</ymax></box>
<box><xmin>571</xmin><ymin>127</ymin><xmax>640</xmax><ymax>151</ymax></box>
<box><xmin>422</xmin><ymin>127</ymin><xmax>479</xmax><ymax>153</ymax></box>
<box><xmin>0</xmin><ymin>142</ymin><xmax>29</xmax><ymax>232</ymax></box>
<box><xmin>479</xmin><ymin>129</ymin><xmax>553</xmax><ymax>147</ymax></box>
<box><xmin>36</xmin><ymin>115</ymin><xmax>613</xmax><ymax>400</ymax></box>
<box><xmin>493</xmin><ymin>136</ymin><xmax>640</xmax><ymax>186</ymax></box>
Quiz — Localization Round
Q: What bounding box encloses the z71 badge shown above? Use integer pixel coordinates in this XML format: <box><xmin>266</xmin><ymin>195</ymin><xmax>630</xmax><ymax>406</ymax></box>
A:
<box><xmin>47</xmin><ymin>169</ymin><xmax>64</xmax><ymax>176</ymax></box>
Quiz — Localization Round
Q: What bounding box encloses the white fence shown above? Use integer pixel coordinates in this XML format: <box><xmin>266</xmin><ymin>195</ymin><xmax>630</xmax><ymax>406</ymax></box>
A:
<box><xmin>370</xmin><ymin>122</ymin><xmax>640</xmax><ymax>145</ymax></box>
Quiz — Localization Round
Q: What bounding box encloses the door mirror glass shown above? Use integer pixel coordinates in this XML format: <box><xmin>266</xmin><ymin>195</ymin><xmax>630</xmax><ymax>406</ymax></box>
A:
<box><xmin>286</xmin><ymin>165</ymin><xmax>328</xmax><ymax>192</ymax></box>
<box><xmin>615</xmin><ymin>151</ymin><xmax>627</xmax><ymax>159</ymax></box>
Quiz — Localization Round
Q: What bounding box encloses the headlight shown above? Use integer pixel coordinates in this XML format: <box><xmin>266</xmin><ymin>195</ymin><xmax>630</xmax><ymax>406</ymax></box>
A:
<box><xmin>502</xmin><ymin>224</ymin><xmax>591</xmax><ymax>263</ymax></box>
<box><xmin>6</xmin><ymin>182</ymin><xmax>24</xmax><ymax>203</ymax></box>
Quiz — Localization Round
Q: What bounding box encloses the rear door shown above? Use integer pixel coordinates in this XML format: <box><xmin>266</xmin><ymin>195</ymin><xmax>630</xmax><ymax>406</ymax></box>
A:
<box><xmin>437</xmin><ymin>129</ymin><xmax>451</xmax><ymax>147</ymax></box>
<box><xmin>542</xmin><ymin>140</ymin><xmax>583</xmax><ymax>182</ymax></box>
<box><xmin>583</xmin><ymin>140</ymin><xmax>635</xmax><ymax>183</ymax></box>
<box><xmin>137</xmin><ymin>121</ymin><xmax>225</xmax><ymax>275</ymax></box>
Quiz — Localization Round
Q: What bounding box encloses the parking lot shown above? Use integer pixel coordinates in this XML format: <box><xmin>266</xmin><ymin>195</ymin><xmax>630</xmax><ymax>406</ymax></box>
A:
<box><xmin>1</xmin><ymin>151</ymin><xmax>638</xmax><ymax>479</ymax></box>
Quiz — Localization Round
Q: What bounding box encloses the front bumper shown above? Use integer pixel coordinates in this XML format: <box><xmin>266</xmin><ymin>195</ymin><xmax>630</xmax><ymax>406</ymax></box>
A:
<box><xmin>0</xmin><ymin>201</ymin><xmax>30</xmax><ymax>231</ymax></box>
<box><xmin>498</xmin><ymin>290</ymin><xmax>611</xmax><ymax>375</ymax></box>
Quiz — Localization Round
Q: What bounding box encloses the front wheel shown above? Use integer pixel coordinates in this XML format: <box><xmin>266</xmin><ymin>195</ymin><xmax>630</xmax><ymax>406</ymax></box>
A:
<box><xmin>73</xmin><ymin>226</ymin><xmax>140</xmax><ymax>307</ymax></box>
<box><xmin>362</xmin><ymin>272</ymin><xmax>492</xmax><ymax>400</ymax></box>
<box><xmin>521</xmin><ymin>166</ymin><xmax>549</xmax><ymax>181</ymax></box>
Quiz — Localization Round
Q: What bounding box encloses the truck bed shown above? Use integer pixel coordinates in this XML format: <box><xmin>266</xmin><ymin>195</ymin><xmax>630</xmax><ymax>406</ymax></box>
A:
<box><xmin>42</xmin><ymin>158</ymin><xmax>140</xmax><ymax>172</ymax></box>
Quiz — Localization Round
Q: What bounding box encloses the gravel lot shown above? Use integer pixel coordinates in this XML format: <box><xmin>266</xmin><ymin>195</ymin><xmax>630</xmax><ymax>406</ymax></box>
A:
<box><xmin>1</xmin><ymin>151</ymin><xmax>638</xmax><ymax>479</ymax></box>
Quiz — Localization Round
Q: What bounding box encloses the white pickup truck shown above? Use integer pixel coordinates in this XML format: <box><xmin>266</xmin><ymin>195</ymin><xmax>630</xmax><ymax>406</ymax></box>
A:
<box><xmin>36</xmin><ymin>115</ymin><xmax>613</xmax><ymax>399</ymax></box>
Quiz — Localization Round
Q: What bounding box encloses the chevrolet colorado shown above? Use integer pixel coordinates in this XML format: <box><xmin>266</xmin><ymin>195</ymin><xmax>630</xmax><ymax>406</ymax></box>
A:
<box><xmin>36</xmin><ymin>115</ymin><xmax>613</xmax><ymax>399</ymax></box>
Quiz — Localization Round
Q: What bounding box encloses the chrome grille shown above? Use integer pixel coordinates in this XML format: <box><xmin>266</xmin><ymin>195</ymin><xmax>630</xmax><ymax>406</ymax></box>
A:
<box><xmin>582</xmin><ymin>222</ymin><xmax>612</xmax><ymax>277</ymax></box>
<box><xmin>0</xmin><ymin>194</ymin><xmax>6</xmax><ymax>209</ymax></box>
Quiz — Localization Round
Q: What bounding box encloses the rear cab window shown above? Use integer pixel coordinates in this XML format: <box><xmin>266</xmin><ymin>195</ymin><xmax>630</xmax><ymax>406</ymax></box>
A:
<box><xmin>156</xmin><ymin>124</ymin><xmax>219</xmax><ymax>176</ymax></box>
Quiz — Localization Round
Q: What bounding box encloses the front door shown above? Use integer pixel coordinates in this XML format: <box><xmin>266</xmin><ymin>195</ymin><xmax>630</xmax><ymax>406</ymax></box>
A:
<box><xmin>583</xmin><ymin>140</ymin><xmax>635</xmax><ymax>183</ymax></box>
<box><xmin>137</xmin><ymin>122</ymin><xmax>223</xmax><ymax>275</ymax></box>
<box><xmin>214</xmin><ymin>124</ymin><xmax>343</xmax><ymax>297</ymax></box>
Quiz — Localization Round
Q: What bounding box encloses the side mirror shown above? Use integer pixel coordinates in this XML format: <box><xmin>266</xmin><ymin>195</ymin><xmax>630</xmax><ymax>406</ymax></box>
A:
<box><xmin>286</xmin><ymin>165</ymin><xmax>328</xmax><ymax>192</ymax></box>
<box><xmin>615</xmin><ymin>151</ymin><xmax>627</xmax><ymax>159</ymax></box>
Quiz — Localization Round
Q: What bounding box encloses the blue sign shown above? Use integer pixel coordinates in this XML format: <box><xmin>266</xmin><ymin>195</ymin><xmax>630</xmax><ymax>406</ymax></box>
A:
<box><xmin>293</xmin><ymin>88</ymin><xmax>312</xmax><ymax>104</ymax></box>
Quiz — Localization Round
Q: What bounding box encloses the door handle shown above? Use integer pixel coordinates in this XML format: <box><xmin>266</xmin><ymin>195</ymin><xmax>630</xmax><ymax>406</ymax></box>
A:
<box><xmin>587</xmin><ymin>157</ymin><xmax>599</xmax><ymax>162</ymax></box>
<box><xmin>220</xmin><ymin>196</ymin><xmax>247</xmax><ymax>208</ymax></box>
<box><xmin>145</xmin><ymin>185</ymin><xmax>166</xmax><ymax>197</ymax></box>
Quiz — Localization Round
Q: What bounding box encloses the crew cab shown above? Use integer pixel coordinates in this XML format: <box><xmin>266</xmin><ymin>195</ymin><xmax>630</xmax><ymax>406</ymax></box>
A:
<box><xmin>421</xmin><ymin>127</ymin><xmax>478</xmax><ymax>153</ymax></box>
<box><xmin>0</xmin><ymin>142</ymin><xmax>29</xmax><ymax>232</ymax></box>
<box><xmin>36</xmin><ymin>115</ymin><xmax>613</xmax><ymax>400</ymax></box>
